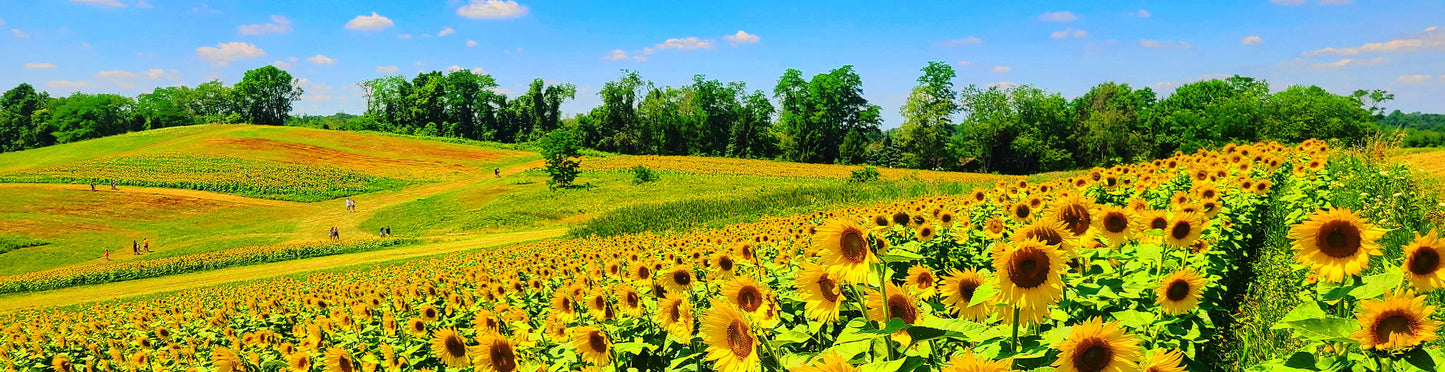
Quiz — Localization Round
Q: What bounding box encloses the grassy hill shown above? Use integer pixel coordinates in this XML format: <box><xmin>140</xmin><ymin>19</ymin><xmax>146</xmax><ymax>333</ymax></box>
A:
<box><xmin>0</xmin><ymin>124</ymin><xmax>1015</xmax><ymax>280</ymax></box>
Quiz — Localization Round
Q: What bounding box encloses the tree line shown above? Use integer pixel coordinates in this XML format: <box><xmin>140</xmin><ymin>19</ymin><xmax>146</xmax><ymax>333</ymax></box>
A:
<box><xmin>1</xmin><ymin>62</ymin><xmax>1398</xmax><ymax>175</ymax></box>
<box><xmin>0</xmin><ymin>66</ymin><xmax>302</xmax><ymax>152</ymax></box>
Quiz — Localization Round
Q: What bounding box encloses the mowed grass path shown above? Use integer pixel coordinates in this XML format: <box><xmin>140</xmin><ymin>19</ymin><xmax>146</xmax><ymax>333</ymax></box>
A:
<box><xmin>0</xmin><ymin>228</ymin><xmax>564</xmax><ymax>313</ymax></box>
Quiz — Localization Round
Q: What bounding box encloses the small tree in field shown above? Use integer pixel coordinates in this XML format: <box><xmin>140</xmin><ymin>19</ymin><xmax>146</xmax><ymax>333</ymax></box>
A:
<box><xmin>540</xmin><ymin>128</ymin><xmax>582</xmax><ymax>189</ymax></box>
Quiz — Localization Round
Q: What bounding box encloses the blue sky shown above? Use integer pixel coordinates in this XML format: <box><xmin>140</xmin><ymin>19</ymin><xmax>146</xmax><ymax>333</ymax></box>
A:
<box><xmin>3</xmin><ymin>0</ymin><xmax>1443</xmax><ymax>128</ymax></box>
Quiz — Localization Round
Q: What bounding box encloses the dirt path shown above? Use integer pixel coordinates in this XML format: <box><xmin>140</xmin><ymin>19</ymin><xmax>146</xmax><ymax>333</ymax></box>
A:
<box><xmin>0</xmin><ymin>183</ymin><xmax>296</xmax><ymax>207</ymax></box>
<box><xmin>0</xmin><ymin>227</ymin><xmax>565</xmax><ymax>313</ymax></box>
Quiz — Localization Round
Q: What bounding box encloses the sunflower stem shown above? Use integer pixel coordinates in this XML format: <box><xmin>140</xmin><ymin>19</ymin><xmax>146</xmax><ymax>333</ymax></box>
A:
<box><xmin>1010</xmin><ymin>307</ymin><xmax>1021</xmax><ymax>354</ymax></box>
<box><xmin>876</xmin><ymin>261</ymin><xmax>897</xmax><ymax>361</ymax></box>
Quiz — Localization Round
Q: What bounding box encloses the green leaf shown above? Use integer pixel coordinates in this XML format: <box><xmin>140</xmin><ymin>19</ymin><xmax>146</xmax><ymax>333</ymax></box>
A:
<box><xmin>861</xmin><ymin>318</ymin><xmax>908</xmax><ymax>335</ymax></box>
<box><xmin>880</xmin><ymin>250</ymin><xmax>924</xmax><ymax>263</ymax></box>
<box><xmin>1281</xmin><ymin>351</ymin><xmax>1322</xmax><ymax>371</ymax></box>
<box><xmin>1281</xmin><ymin>317</ymin><xmax>1359</xmax><ymax>342</ymax></box>
<box><xmin>969</xmin><ymin>282</ymin><xmax>999</xmax><ymax>307</ymax></box>
<box><xmin>1403</xmin><ymin>347</ymin><xmax>1437</xmax><ymax>371</ymax></box>
<box><xmin>858</xmin><ymin>356</ymin><xmax>926</xmax><ymax>372</ymax></box>
<box><xmin>1349</xmin><ymin>271</ymin><xmax>1403</xmax><ymax>300</ymax></box>
<box><xmin>613</xmin><ymin>341</ymin><xmax>656</xmax><ymax>355</ymax></box>
<box><xmin>1273</xmin><ymin>301</ymin><xmax>1328</xmax><ymax>327</ymax></box>
<box><xmin>1111</xmin><ymin>310</ymin><xmax>1156</xmax><ymax>330</ymax></box>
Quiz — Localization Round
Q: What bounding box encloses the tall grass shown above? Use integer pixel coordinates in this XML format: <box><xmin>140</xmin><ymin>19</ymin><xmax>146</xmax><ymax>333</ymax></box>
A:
<box><xmin>0</xmin><ymin>235</ymin><xmax>47</xmax><ymax>255</ymax></box>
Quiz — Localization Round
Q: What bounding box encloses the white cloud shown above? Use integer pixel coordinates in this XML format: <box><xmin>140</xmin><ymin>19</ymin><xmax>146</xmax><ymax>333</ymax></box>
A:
<box><xmin>238</xmin><ymin>15</ymin><xmax>292</xmax><ymax>35</ymax></box>
<box><xmin>1303</xmin><ymin>33</ymin><xmax>1445</xmax><ymax>56</ymax></box>
<box><xmin>1241</xmin><ymin>35</ymin><xmax>1264</xmax><ymax>45</ymax></box>
<box><xmin>307</xmin><ymin>54</ymin><xmax>336</xmax><ymax>65</ymax></box>
<box><xmin>1135</xmin><ymin>9</ymin><xmax>1152</xmax><ymax>18</ymax></box>
<box><xmin>470</xmin><ymin>67</ymin><xmax>485</xmax><ymax>75</ymax></box>
<box><xmin>345</xmin><ymin>12</ymin><xmax>394</xmax><ymax>31</ymax></box>
<box><xmin>397</xmin><ymin>33</ymin><xmax>412</xmax><ymax>39</ymax></box>
<box><xmin>986</xmin><ymin>81</ymin><xmax>1018</xmax><ymax>89</ymax></box>
<box><xmin>941</xmin><ymin>36</ymin><xmax>982</xmax><ymax>46</ymax></box>
<box><xmin>71</xmin><ymin>0</ymin><xmax>126</xmax><ymax>8</ymax></box>
<box><xmin>1140</xmin><ymin>39</ymin><xmax>1192</xmax><ymax>49</ymax></box>
<box><xmin>1427</xmin><ymin>26</ymin><xmax>1438</xmax><ymax>33</ymax></box>
<box><xmin>641</xmin><ymin>47</ymin><xmax>655</xmax><ymax>55</ymax></box>
<box><xmin>136</xmin><ymin>0</ymin><xmax>151</xmax><ymax>8</ymax></box>
<box><xmin>376</xmin><ymin>65</ymin><xmax>399</xmax><ymax>73</ymax></box>
<box><xmin>655</xmin><ymin>37</ymin><xmax>714</xmax><ymax>50</ymax></box>
<box><xmin>24</xmin><ymin>62</ymin><xmax>56</xmax><ymax>69</ymax></box>
<box><xmin>1039</xmin><ymin>11</ymin><xmax>1076</xmax><ymax>22</ymax></box>
<box><xmin>438</xmin><ymin>27</ymin><xmax>455</xmax><ymax>36</ymax></box>
<box><xmin>723</xmin><ymin>30</ymin><xmax>760</xmax><ymax>45</ymax></box>
<box><xmin>144</xmin><ymin>68</ymin><xmax>178</xmax><ymax>80</ymax></box>
<box><xmin>297</xmin><ymin>78</ymin><xmax>335</xmax><ymax>102</ymax></box>
<box><xmin>1396</xmin><ymin>74</ymin><xmax>1433</xmax><ymax>84</ymax></box>
<box><xmin>12</xmin><ymin>29</ymin><xmax>30</xmax><ymax>38</ymax></box>
<box><xmin>467</xmin><ymin>39</ymin><xmax>478</xmax><ymax>47</ymax></box>
<box><xmin>602</xmin><ymin>49</ymin><xmax>629</xmax><ymax>61</ymax></box>
<box><xmin>457</xmin><ymin>0</ymin><xmax>529</xmax><ymax>19</ymax></box>
<box><xmin>1150</xmin><ymin>81</ymin><xmax>1180</xmax><ymax>90</ymax></box>
<box><xmin>1051</xmin><ymin>27</ymin><xmax>1087</xmax><ymax>39</ymax></box>
<box><xmin>1319</xmin><ymin>0</ymin><xmax>1353</xmax><ymax>5</ymax></box>
<box><xmin>272</xmin><ymin>60</ymin><xmax>293</xmax><ymax>69</ymax></box>
<box><xmin>191</xmin><ymin>3</ymin><xmax>219</xmax><ymax>14</ymax></box>
<box><xmin>94</xmin><ymin>70</ymin><xmax>139</xmax><ymax>88</ymax></box>
<box><xmin>992</xmin><ymin>66</ymin><xmax>1011</xmax><ymax>73</ymax></box>
<box><xmin>1270</xmin><ymin>0</ymin><xmax>1306</xmax><ymax>5</ymax></box>
<box><xmin>81</xmin><ymin>42</ymin><xmax>90</xmax><ymax>48</ymax></box>
<box><xmin>47</xmin><ymin>80</ymin><xmax>90</xmax><ymax>89</ymax></box>
<box><xmin>957</xmin><ymin>60</ymin><xmax>971</xmax><ymax>66</ymax></box>
<box><xmin>0</xmin><ymin>18</ymin><xmax>5</xmax><ymax>26</ymax></box>
<box><xmin>196</xmin><ymin>42</ymin><xmax>266</xmax><ymax>66</ymax></box>
<box><xmin>1311</xmin><ymin>57</ymin><xmax>1387</xmax><ymax>70</ymax></box>
<box><xmin>632</xmin><ymin>55</ymin><xmax>648</xmax><ymax>62</ymax></box>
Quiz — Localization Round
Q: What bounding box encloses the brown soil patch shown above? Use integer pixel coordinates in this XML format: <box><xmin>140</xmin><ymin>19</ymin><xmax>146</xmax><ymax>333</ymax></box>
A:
<box><xmin>196</xmin><ymin>137</ymin><xmax>500</xmax><ymax>180</ymax></box>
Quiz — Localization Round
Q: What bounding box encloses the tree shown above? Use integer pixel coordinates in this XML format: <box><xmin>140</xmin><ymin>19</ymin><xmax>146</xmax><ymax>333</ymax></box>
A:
<box><xmin>233</xmin><ymin>66</ymin><xmax>302</xmax><ymax>125</ymax></box>
<box><xmin>593</xmin><ymin>70</ymin><xmax>647</xmax><ymax>153</ymax></box>
<box><xmin>773</xmin><ymin>66</ymin><xmax>882</xmax><ymax>164</ymax></box>
<box><xmin>0</xmin><ymin>83</ymin><xmax>50</xmax><ymax>152</ymax></box>
<box><xmin>539</xmin><ymin>127</ymin><xmax>583</xmax><ymax>189</ymax></box>
<box><xmin>1071</xmin><ymin>82</ymin><xmax>1154</xmax><ymax>166</ymax></box>
<box><xmin>44</xmin><ymin>94</ymin><xmax>138</xmax><ymax>144</ymax></box>
<box><xmin>728</xmin><ymin>90</ymin><xmax>776</xmax><ymax>158</ymax></box>
<box><xmin>899</xmin><ymin>61</ymin><xmax>958</xmax><ymax>169</ymax></box>
<box><xmin>136</xmin><ymin>86</ymin><xmax>194</xmax><ymax>130</ymax></box>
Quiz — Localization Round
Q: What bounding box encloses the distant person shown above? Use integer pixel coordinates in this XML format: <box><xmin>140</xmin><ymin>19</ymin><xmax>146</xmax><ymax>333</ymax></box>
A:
<box><xmin>110</xmin><ymin>179</ymin><xmax>117</xmax><ymax>190</ymax></box>
<box><xmin>132</xmin><ymin>240</ymin><xmax>140</xmax><ymax>255</ymax></box>
<box><xmin>345</xmin><ymin>199</ymin><xmax>356</xmax><ymax>212</ymax></box>
<box><xmin>379</xmin><ymin>228</ymin><xmax>386</xmax><ymax>238</ymax></box>
<box><xmin>143</xmin><ymin>238</ymin><xmax>152</xmax><ymax>252</ymax></box>
<box><xmin>494</xmin><ymin>168</ymin><xmax>501</xmax><ymax>178</ymax></box>
<box><xmin>89</xmin><ymin>181</ymin><xmax>96</xmax><ymax>191</ymax></box>
<box><xmin>103</xmin><ymin>249</ymin><xmax>111</xmax><ymax>261</ymax></box>
<box><xmin>385</xmin><ymin>227</ymin><xmax>391</xmax><ymax>237</ymax></box>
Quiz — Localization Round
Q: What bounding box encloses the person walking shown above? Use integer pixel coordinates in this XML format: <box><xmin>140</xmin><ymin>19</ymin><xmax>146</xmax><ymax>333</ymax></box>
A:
<box><xmin>132</xmin><ymin>240</ymin><xmax>140</xmax><ymax>255</ymax></box>
<box><xmin>103</xmin><ymin>249</ymin><xmax>111</xmax><ymax>261</ymax></box>
<box><xmin>110</xmin><ymin>179</ymin><xmax>117</xmax><ymax>190</ymax></box>
<box><xmin>89</xmin><ymin>181</ymin><xmax>96</xmax><ymax>191</ymax></box>
<box><xmin>143</xmin><ymin>238</ymin><xmax>152</xmax><ymax>252</ymax></box>
<box><xmin>494</xmin><ymin>168</ymin><xmax>501</xmax><ymax>178</ymax></box>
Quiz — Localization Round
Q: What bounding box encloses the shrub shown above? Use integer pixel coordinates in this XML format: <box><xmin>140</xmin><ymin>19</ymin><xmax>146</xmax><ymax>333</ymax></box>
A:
<box><xmin>850</xmin><ymin>166</ymin><xmax>881</xmax><ymax>182</ymax></box>
<box><xmin>631</xmin><ymin>165</ymin><xmax>658</xmax><ymax>184</ymax></box>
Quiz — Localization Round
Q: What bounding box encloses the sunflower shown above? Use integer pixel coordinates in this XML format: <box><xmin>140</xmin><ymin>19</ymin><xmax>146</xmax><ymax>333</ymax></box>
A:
<box><xmin>993</xmin><ymin>240</ymin><xmax>1064</xmax><ymax>312</ymax></box>
<box><xmin>1162</xmin><ymin>212</ymin><xmax>1205</xmax><ymax>248</ymax></box>
<box><xmin>983</xmin><ymin>215</ymin><xmax>1007</xmax><ymax>240</ymax></box>
<box><xmin>656</xmin><ymin>294</ymin><xmax>695</xmax><ymax>341</ymax></box>
<box><xmin>550</xmin><ymin>289</ymin><xmax>577</xmax><ymax>321</ymax></box>
<box><xmin>1009</xmin><ymin>202</ymin><xmax>1034</xmax><ymax>222</ymax></box>
<box><xmin>701</xmin><ymin>302</ymin><xmax>761</xmax><ymax>372</ymax></box>
<box><xmin>792</xmin><ymin>351</ymin><xmax>857</xmax><ymax>372</ymax></box>
<box><xmin>814</xmin><ymin>219</ymin><xmax>877</xmax><ymax>284</ymax></box>
<box><xmin>584</xmin><ymin>290</ymin><xmax>610</xmax><ymax>320</ymax></box>
<box><xmin>866</xmin><ymin>283</ymin><xmax>922</xmax><ymax>345</ymax></box>
<box><xmin>1155</xmin><ymin>269</ymin><xmax>1207</xmax><ymax>316</ymax></box>
<box><xmin>1015</xmin><ymin>220</ymin><xmax>1076</xmax><ymax>255</ymax></box>
<box><xmin>941</xmin><ymin>350</ymin><xmax>1013</xmax><ymax>372</ymax></box>
<box><xmin>1288</xmin><ymin>208</ymin><xmax>1386</xmax><ymax>283</ymax></box>
<box><xmin>1051</xmin><ymin>195</ymin><xmax>1095</xmax><ymax>237</ymax></box>
<box><xmin>720</xmin><ymin>276</ymin><xmax>771</xmax><ymax>317</ymax></box>
<box><xmin>430</xmin><ymin>329</ymin><xmax>470</xmax><ymax>368</ymax></box>
<box><xmin>1052</xmin><ymin>318</ymin><xmax>1142</xmax><ymax>372</ymax></box>
<box><xmin>473</xmin><ymin>309</ymin><xmax>502</xmax><ymax>336</ymax></box>
<box><xmin>287</xmin><ymin>352</ymin><xmax>312</xmax><ymax>372</ymax></box>
<box><xmin>472</xmin><ymin>334</ymin><xmax>519</xmax><ymax>372</ymax></box>
<box><xmin>404</xmin><ymin>317</ymin><xmax>427</xmax><ymax>337</ymax></box>
<box><xmin>1094</xmin><ymin>205</ymin><xmax>1135</xmax><ymax>247</ymax></box>
<box><xmin>939</xmin><ymin>268</ymin><xmax>992</xmax><ymax>322</ymax></box>
<box><xmin>1142</xmin><ymin>349</ymin><xmax>1186</xmax><ymax>372</ymax></box>
<box><xmin>917</xmin><ymin>224</ymin><xmax>937</xmax><ymax>242</ymax></box>
<box><xmin>904</xmin><ymin>264</ymin><xmax>939</xmax><ymax>300</ymax></box>
<box><xmin>1144</xmin><ymin>211</ymin><xmax>1169</xmax><ymax>232</ymax></box>
<box><xmin>661</xmin><ymin>265</ymin><xmax>697</xmax><ymax>294</ymax></box>
<box><xmin>419</xmin><ymin>305</ymin><xmax>440</xmax><ymax>323</ymax></box>
<box><xmin>793</xmin><ymin>263</ymin><xmax>843</xmax><ymax>323</ymax></box>
<box><xmin>324</xmin><ymin>348</ymin><xmax>357</xmax><ymax>372</ymax></box>
<box><xmin>52</xmin><ymin>354</ymin><xmax>75</xmax><ymax>372</ymax></box>
<box><xmin>1402</xmin><ymin>230</ymin><xmax>1445</xmax><ymax>292</ymax></box>
<box><xmin>712</xmin><ymin>253</ymin><xmax>738</xmax><ymax>280</ymax></box>
<box><xmin>572</xmin><ymin>326</ymin><xmax>612</xmax><ymax>366</ymax></box>
<box><xmin>615</xmin><ymin>285</ymin><xmax>645</xmax><ymax>318</ymax></box>
<box><xmin>1351</xmin><ymin>289</ymin><xmax>1442</xmax><ymax>351</ymax></box>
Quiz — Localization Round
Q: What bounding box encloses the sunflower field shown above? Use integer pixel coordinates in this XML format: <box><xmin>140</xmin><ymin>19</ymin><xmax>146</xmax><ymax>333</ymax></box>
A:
<box><xmin>583</xmin><ymin>155</ymin><xmax>1015</xmax><ymax>184</ymax></box>
<box><xmin>0</xmin><ymin>154</ymin><xmax>407</xmax><ymax>202</ymax></box>
<box><xmin>0</xmin><ymin>238</ymin><xmax>413</xmax><ymax>295</ymax></box>
<box><xmin>8</xmin><ymin>139</ymin><xmax>1445</xmax><ymax>372</ymax></box>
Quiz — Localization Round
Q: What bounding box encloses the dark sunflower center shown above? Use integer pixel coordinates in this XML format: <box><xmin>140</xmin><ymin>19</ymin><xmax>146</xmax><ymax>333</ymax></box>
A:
<box><xmin>1170</xmin><ymin>221</ymin><xmax>1193</xmax><ymax>241</ymax></box>
<box><xmin>920</xmin><ymin>227</ymin><xmax>934</xmax><ymax>238</ymax></box>
<box><xmin>916</xmin><ymin>273</ymin><xmax>934</xmax><ymax>288</ymax></box>
<box><xmin>490</xmin><ymin>342</ymin><xmax>517</xmax><ymax>372</ymax></box>
<box><xmin>593</xmin><ymin>296</ymin><xmax>605</xmax><ymax>310</ymax></box>
<box><xmin>1166</xmin><ymin>280</ymin><xmax>1191</xmax><ymax>302</ymax></box>
<box><xmin>638</xmin><ymin>267</ymin><xmax>651</xmax><ymax>279</ymax></box>
<box><xmin>424</xmin><ymin>308</ymin><xmax>437</xmax><ymax>319</ymax></box>
<box><xmin>339</xmin><ymin>355</ymin><xmax>354</xmax><ymax>372</ymax></box>
<box><xmin>1014</xmin><ymin>205</ymin><xmax>1031</xmax><ymax>219</ymax></box>
<box><xmin>410</xmin><ymin>321</ymin><xmax>424</xmax><ymax>332</ymax></box>
<box><xmin>588</xmin><ymin>331</ymin><xmax>607</xmax><ymax>353</ymax></box>
<box><xmin>1316</xmin><ymin>220</ymin><xmax>1363</xmax><ymax>258</ymax></box>
<box><xmin>818</xmin><ymin>276</ymin><xmax>840</xmax><ymax>303</ymax></box>
<box><xmin>886</xmin><ymin>294</ymin><xmax>918</xmax><ymax>324</ymax></box>
<box><xmin>1372</xmin><ymin>313</ymin><xmax>1417</xmax><ymax>344</ymax></box>
<box><xmin>668</xmin><ymin>302</ymin><xmax>682</xmax><ymax>321</ymax></box>
<box><xmin>874</xmin><ymin>216</ymin><xmax>889</xmax><ymax>227</ymax></box>
<box><xmin>673</xmin><ymin>271</ymin><xmax>692</xmax><ymax>286</ymax></box>
<box><xmin>626</xmin><ymin>292</ymin><xmax>640</xmax><ymax>308</ymax></box>
<box><xmin>726</xmin><ymin>320</ymin><xmax>754</xmax><ymax>358</ymax></box>
<box><xmin>840</xmin><ymin>228</ymin><xmax>868</xmax><ymax>263</ymax></box>
<box><xmin>1060</xmin><ymin>204</ymin><xmax>1091</xmax><ymax>235</ymax></box>
<box><xmin>737</xmin><ymin>286</ymin><xmax>763</xmax><ymax>312</ymax></box>
<box><xmin>445</xmin><ymin>334</ymin><xmax>466</xmax><ymax>357</ymax></box>
<box><xmin>892</xmin><ymin>212</ymin><xmax>910</xmax><ymax>225</ymax></box>
<box><xmin>1072</xmin><ymin>337</ymin><xmax>1114</xmax><ymax>372</ymax></box>
<box><xmin>1008</xmin><ymin>247</ymin><xmax>1050</xmax><ymax>289</ymax></box>
<box><xmin>958</xmin><ymin>280</ymin><xmax>979</xmax><ymax>304</ymax></box>
<box><xmin>1150</xmin><ymin>217</ymin><xmax>1168</xmax><ymax>230</ymax></box>
<box><xmin>1104</xmin><ymin>213</ymin><xmax>1128</xmax><ymax>234</ymax></box>
<box><xmin>1410</xmin><ymin>247</ymin><xmax>1442</xmax><ymax>276</ymax></box>
<box><xmin>719</xmin><ymin>257</ymin><xmax>734</xmax><ymax>271</ymax></box>
<box><xmin>941</xmin><ymin>214</ymin><xmax>954</xmax><ymax>224</ymax></box>
<box><xmin>1203</xmin><ymin>190</ymin><xmax>1216</xmax><ymax>199</ymax></box>
<box><xmin>1026</xmin><ymin>228</ymin><xmax>1064</xmax><ymax>246</ymax></box>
